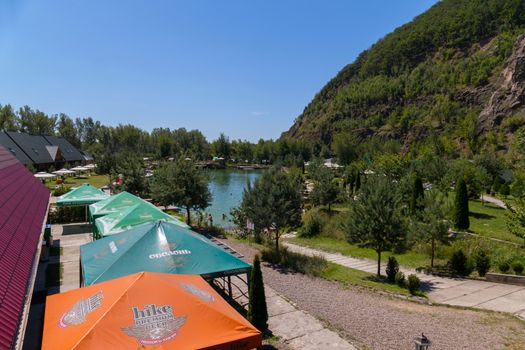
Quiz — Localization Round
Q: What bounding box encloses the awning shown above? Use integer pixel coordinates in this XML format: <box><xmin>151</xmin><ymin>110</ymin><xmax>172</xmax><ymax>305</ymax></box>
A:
<box><xmin>56</xmin><ymin>183</ymin><xmax>109</xmax><ymax>207</ymax></box>
<box><xmin>81</xmin><ymin>220</ymin><xmax>251</xmax><ymax>285</ymax></box>
<box><xmin>42</xmin><ymin>272</ymin><xmax>261</xmax><ymax>350</ymax></box>
<box><xmin>93</xmin><ymin>201</ymin><xmax>187</xmax><ymax>237</ymax></box>
<box><xmin>88</xmin><ymin>191</ymin><xmax>146</xmax><ymax>223</ymax></box>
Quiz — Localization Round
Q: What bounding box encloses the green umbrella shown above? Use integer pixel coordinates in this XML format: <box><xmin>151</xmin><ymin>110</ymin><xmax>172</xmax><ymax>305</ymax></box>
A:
<box><xmin>80</xmin><ymin>220</ymin><xmax>251</xmax><ymax>285</ymax></box>
<box><xmin>88</xmin><ymin>191</ymin><xmax>146</xmax><ymax>224</ymax></box>
<box><xmin>56</xmin><ymin>183</ymin><xmax>109</xmax><ymax>207</ymax></box>
<box><xmin>94</xmin><ymin>201</ymin><xmax>187</xmax><ymax>237</ymax></box>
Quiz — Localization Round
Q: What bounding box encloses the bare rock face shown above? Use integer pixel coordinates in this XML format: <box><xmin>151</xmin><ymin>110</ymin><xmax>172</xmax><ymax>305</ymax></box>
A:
<box><xmin>478</xmin><ymin>34</ymin><xmax>525</xmax><ymax>133</ymax></box>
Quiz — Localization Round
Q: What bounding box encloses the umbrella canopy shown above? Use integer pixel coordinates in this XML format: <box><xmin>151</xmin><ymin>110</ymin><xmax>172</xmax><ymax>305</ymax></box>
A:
<box><xmin>53</xmin><ymin>168</ymin><xmax>76</xmax><ymax>175</ymax></box>
<box><xmin>70</xmin><ymin>166</ymin><xmax>89</xmax><ymax>172</ymax></box>
<box><xmin>94</xmin><ymin>201</ymin><xmax>187</xmax><ymax>237</ymax></box>
<box><xmin>84</xmin><ymin>163</ymin><xmax>96</xmax><ymax>169</ymax></box>
<box><xmin>42</xmin><ymin>272</ymin><xmax>261</xmax><ymax>350</ymax></box>
<box><xmin>88</xmin><ymin>191</ymin><xmax>146</xmax><ymax>223</ymax></box>
<box><xmin>56</xmin><ymin>183</ymin><xmax>110</xmax><ymax>207</ymax></box>
<box><xmin>81</xmin><ymin>221</ymin><xmax>251</xmax><ymax>285</ymax></box>
<box><xmin>34</xmin><ymin>172</ymin><xmax>56</xmax><ymax>179</ymax></box>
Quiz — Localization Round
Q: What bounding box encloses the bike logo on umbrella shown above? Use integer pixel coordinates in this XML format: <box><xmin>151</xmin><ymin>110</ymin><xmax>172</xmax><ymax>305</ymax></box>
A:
<box><xmin>122</xmin><ymin>304</ymin><xmax>186</xmax><ymax>345</ymax></box>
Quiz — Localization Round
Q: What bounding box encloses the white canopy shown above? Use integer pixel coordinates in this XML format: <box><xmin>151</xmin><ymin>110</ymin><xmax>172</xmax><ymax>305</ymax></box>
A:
<box><xmin>84</xmin><ymin>164</ymin><xmax>97</xmax><ymax>169</ymax></box>
<box><xmin>53</xmin><ymin>168</ymin><xmax>76</xmax><ymax>175</ymax></box>
<box><xmin>71</xmin><ymin>166</ymin><xmax>89</xmax><ymax>172</ymax></box>
<box><xmin>34</xmin><ymin>172</ymin><xmax>56</xmax><ymax>179</ymax></box>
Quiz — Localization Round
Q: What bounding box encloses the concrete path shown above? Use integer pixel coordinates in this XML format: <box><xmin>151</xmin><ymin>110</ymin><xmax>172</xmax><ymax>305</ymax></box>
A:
<box><xmin>482</xmin><ymin>194</ymin><xmax>507</xmax><ymax>209</ymax></box>
<box><xmin>284</xmin><ymin>242</ymin><xmax>525</xmax><ymax>319</ymax></box>
<box><xmin>265</xmin><ymin>286</ymin><xmax>356</xmax><ymax>350</ymax></box>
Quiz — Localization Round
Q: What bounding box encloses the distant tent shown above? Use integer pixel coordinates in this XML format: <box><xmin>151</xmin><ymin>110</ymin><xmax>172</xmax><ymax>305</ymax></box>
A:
<box><xmin>93</xmin><ymin>201</ymin><xmax>187</xmax><ymax>237</ymax></box>
<box><xmin>42</xmin><ymin>272</ymin><xmax>261</xmax><ymax>350</ymax></box>
<box><xmin>56</xmin><ymin>183</ymin><xmax>109</xmax><ymax>207</ymax></box>
<box><xmin>81</xmin><ymin>220</ymin><xmax>251</xmax><ymax>285</ymax></box>
<box><xmin>88</xmin><ymin>191</ymin><xmax>146</xmax><ymax>224</ymax></box>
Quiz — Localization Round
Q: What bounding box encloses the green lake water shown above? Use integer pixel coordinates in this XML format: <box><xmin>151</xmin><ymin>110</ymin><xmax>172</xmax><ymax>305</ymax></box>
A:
<box><xmin>203</xmin><ymin>169</ymin><xmax>262</xmax><ymax>228</ymax></box>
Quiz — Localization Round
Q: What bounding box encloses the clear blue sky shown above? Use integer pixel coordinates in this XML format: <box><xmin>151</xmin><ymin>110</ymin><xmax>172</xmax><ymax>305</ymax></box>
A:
<box><xmin>0</xmin><ymin>0</ymin><xmax>437</xmax><ymax>142</ymax></box>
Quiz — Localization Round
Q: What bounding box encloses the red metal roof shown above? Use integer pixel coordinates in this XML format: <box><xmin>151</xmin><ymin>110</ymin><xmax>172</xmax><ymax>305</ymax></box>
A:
<box><xmin>0</xmin><ymin>145</ymin><xmax>49</xmax><ymax>349</ymax></box>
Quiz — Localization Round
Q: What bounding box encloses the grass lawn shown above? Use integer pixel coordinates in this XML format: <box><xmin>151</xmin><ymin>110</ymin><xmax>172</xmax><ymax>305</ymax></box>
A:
<box><xmin>287</xmin><ymin>235</ymin><xmax>441</xmax><ymax>269</ymax></box>
<box><xmin>45</xmin><ymin>174</ymin><xmax>110</xmax><ymax>190</ymax></box>
<box><xmin>321</xmin><ymin>262</ymin><xmax>421</xmax><ymax>296</ymax></box>
<box><xmin>468</xmin><ymin>199</ymin><xmax>521</xmax><ymax>244</ymax></box>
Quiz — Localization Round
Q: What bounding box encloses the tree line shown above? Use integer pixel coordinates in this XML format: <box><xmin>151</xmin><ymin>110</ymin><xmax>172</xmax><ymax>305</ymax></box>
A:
<box><xmin>0</xmin><ymin>103</ymin><xmax>320</xmax><ymax>168</ymax></box>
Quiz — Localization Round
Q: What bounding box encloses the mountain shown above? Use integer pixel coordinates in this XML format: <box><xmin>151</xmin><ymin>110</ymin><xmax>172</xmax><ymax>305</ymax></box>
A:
<box><xmin>283</xmin><ymin>0</ymin><xmax>525</xmax><ymax>157</ymax></box>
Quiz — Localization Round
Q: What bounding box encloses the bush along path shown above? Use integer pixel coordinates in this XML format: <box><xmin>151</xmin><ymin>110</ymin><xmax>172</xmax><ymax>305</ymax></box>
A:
<box><xmin>283</xmin><ymin>242</ymin><xmax>525</xmax><ymax>319</ymax></box>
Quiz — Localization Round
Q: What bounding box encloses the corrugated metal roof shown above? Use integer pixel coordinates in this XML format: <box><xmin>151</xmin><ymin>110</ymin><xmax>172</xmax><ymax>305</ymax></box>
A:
<box><xmin>0</xmin><ymin>145</ymin><xmax>49</xmax><ymax>350</ymax></box>
<box><xmin>5</xmin><ymin>132</ymin><xmax>54</xmax><ymax>165</ymax></box>
<box><xmin>0</xmin><ymin>132</ymin><xmax>32</xmax><ymax>165</ymax></box>
<box><xmin>43</xmin><ymin>136</ymin><xmax>83</xmax><ymax>162</ymax></box>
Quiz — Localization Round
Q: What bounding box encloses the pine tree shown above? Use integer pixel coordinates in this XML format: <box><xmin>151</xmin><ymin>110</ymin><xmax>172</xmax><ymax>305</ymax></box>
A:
<box><xmin>410</xmin><ymin>174</ymin><xmax>425</xmax><ymax>214</ymax></box>
<box><xmin>248</xmin><ymin>255</ymin><xmax>268</xmax><ymax>332</ymax></box>
<box><xmin>454</xmin><ymin>178</ymin><xmax>470</xmax><ymax>230</ymax></box>
<box><xmin>355</xmin><ymin>171</ymin><xmax>361</xmax><ymax>192</ymax></box>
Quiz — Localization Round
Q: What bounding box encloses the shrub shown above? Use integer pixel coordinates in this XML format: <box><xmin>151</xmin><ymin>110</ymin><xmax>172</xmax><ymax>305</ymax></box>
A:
<box><xmin>475</xmin><ymin>250</ymin><xmax>491</xmax><ymax>277</ymax></box>
<box><xmin>449</xmin><ymin>249</ymin><xmax>471</xmax><ymax>276</ymax></box>
<box><xmin>407</xmin><ymin>274</ymin><xmax>421</xmax><ymax>295</ymax></box>
<box><xmin>512</xmin><ymin>262</ymin><xmax>524</xmax><ymax>275</ymax></box>
<box><xmin>395</xmin><ymin>271</ymin><xmax>405</xmax><ymax>287</ymax></box>
<box><xmin>48</xmin><ymin>206</ymin><xmax>86</xmax><ymax>223</ymax></box>
<box><xmin>261</xmin><ymin>247</ymin><xmax>328</xmax><ymax>277</ymax></box>
<box><xmin>299</xmin><ymin>209</ymin><xmax>325</xmax><ymax>237</ymax></box>
<box><xmin>248</xmin><ymin>255</ymin><xmax>268</xmax><ymax>331</ymax></box>
<box><xmin>53</xmin><ymin>186</ymin><xmax>71</xmax><ymax>197</ymax></box>
<box><xmin>500</xmin><ymin>183</ymin><xmax>511</xmax><ymax>197</ymax></box>
<box><xmin>448</xmin><ymin>249</ymin><xmax>472</xmax><ymax>276</ymax></box>
<box><xmin>386</xmin><ymin>256</ymin><xmax>399</xmax><ymax>283</ymax></box>
<box><xmin>499</xmin><ymin>261</ymin><xmax>510</xmax><ymax>273</ymax></box>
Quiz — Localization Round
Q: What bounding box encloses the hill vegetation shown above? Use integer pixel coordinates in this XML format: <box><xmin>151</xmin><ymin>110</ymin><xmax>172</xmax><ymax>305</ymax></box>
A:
<box><xmin>285</xmin><ymin>0</ymin><xmax>525</xmax><ymax>161</ymax></box>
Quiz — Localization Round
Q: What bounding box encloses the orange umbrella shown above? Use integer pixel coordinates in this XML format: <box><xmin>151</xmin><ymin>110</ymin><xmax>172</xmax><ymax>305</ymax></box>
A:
<box><xmin>42</xmin><ymin>272</ymin><xmax>261</xmax><ymax>349</ymax></box>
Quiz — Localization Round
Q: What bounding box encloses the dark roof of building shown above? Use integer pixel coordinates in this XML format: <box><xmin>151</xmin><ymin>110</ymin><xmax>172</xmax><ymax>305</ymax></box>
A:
<box><xmin>0</xmin><ymin>131</ymin><xmax>32</xmax><ymax>165</ymax></box>
<box><xmin>5</xmin><ymin>132</ymin><xmax>55</xmax><ymax>164</ymax></box>
<box><xmin>81</xmin><ymin>150</ymin><xmax>94</xmax><ymax>161</ymax></box>
<box><xmin>43</xmin><ymin>135</ymin><xmax>83</xmax><ymax>162</ymax></box>
<box><xmin>0</xmin><ymin>145</ymin><xmax>49</xmax><ymax>349</ymax></box>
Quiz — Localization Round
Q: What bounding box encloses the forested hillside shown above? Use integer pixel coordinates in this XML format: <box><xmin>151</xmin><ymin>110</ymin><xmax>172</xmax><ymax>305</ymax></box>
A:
<box><xmin>284</xmin><ymin>0</ymin><xmax>525</xmax><ymax>160</ymax></box>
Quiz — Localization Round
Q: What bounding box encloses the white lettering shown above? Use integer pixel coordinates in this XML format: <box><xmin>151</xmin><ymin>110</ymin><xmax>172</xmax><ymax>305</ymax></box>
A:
<box><xmin>148</xmin><ymin>249</ymin><xmax>191</xmax><ymax>259</ymax></box>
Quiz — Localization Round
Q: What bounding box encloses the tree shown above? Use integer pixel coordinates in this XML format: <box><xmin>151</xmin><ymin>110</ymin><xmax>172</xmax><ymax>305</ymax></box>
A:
<box><xmin>0</xmin><ymin>104</ymin><xmax>17</xmax><ymax>130</ymax></box>
<box><xmin>474</xmin><ymin>166</ymin><xmax>492</xmax><ymax>205</ymax></box>
<box><xmin>310</xmin><ymin>166</ymin><xmax>340</xmax><ymax>212</ymax></box>
<box><xmin>410</xmin><ymin>174</ymin><xmax>425</xmax><ymax>214</ymax></box>
<box><xmin>57</xmin><ymin>113</ymin><xmax>81</xmax><ymax>148</ymax></box>
<box><xmin>454</xmin><ymin>178</ymin><xmax>470</xmax><ymax>230</ymax></box>
<box><xmin>412</xmin><ymin>190</ymin><xmax>451</xmax><ymax>267</ymax></box>
<box><xmin>212</xmin><ymin>133</ymin><xmax>231</xmax><ymax>160</ymax></box>
<box><xmin>506</xmin><ymin>197</ymin><xmax>525</xmax><ymax>245</ymax></box>
<box><xmin>332</xmin><ymin>133</ymin><xmax>358</xmax><ymax>165</ymax></box>
<box><xmin>150</xmin><ymin>157</ymin><xmax>212</xmax><ymax>225</ymax></box>
<box><xmin>247</xmin><ymin>255</ymin><xmax>268</xmax><ymax>332</ymax></box>
<box><xmin>114</xmin><ymin>153</ymin><xmax>147</xmax><ymax>196</ymax></box>
<box><xmin>237</xmin><ymin>167</ymin><xmax>302</xmax><ymax>252</ymax></box>
<box><xmin>17</xmin><ymin>105</ymin><xmax>57</xmax><ymax>135</ymax></box>
<box><xmin>343</xmin><ymin>175</ymin><xmax>405</xmax><ymax>276</ymax></box>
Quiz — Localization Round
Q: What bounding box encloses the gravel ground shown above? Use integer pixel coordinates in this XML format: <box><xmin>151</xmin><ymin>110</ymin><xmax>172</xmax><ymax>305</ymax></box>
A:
<box><xmin>226</xmin><ymin>239</ymin><xmax>525</xmax><ymax>350</ymax></box>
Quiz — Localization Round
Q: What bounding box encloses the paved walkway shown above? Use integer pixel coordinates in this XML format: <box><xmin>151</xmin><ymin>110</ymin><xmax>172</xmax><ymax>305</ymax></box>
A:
<box><xmin>482</xmin><ymin>194</ymin><xmax>507</xmax><ymax>209</ymax></box>
<box><xmin>284</xmin><ymin>242</ymin><xmax>525</xmax><ymax>319</ymax></box>
<box><xmin>265</xmin><ymin>286</ymin><xmax>355</xmax><ymax>349</ymax></box>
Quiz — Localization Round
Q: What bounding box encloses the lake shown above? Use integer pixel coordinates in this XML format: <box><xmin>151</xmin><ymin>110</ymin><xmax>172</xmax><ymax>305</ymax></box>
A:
<box><xmin>204</xmin><ymin>169</ymin><xmax>262</xmax><ymax>228</ymax></box>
